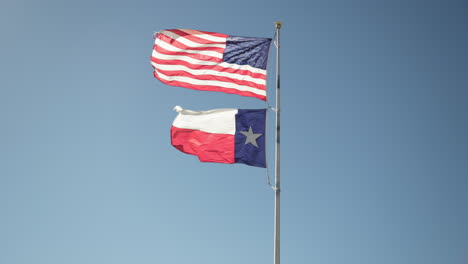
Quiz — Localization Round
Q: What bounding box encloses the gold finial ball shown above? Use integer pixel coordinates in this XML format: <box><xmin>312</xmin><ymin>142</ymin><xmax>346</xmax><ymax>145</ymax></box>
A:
<box><xmin>274</xmin><ymin>21</ymin><xmax>283</xmax><ymax>29</ymax></box>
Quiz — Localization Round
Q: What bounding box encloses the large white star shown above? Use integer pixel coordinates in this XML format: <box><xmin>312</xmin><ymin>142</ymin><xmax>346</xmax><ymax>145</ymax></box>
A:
<box><xmin>239</xmin><ymin>126</ymin><xmax>262</xmax><ymax>148</ymax></box>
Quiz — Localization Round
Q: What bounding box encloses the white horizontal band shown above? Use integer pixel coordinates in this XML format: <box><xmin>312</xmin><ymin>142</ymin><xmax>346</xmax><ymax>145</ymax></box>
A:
<box><xmin>172</xmin><ymin>106</ymin><xmax>238</xmax><ymax>134</ymax></box>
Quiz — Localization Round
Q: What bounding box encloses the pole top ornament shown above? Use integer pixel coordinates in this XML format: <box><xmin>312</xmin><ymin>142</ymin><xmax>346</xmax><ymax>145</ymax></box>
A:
<box><xmin>274</xmin><ymin>21</ymin><xmax>282</xmax><ymax>29</ymax></box>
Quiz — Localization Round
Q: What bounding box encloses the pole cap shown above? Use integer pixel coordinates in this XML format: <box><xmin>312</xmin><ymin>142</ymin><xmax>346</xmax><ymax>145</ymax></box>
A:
<box><xmin>274</xmin><ymin>21</ymin><xmax>283</xmax><ymax>29</ymax></box>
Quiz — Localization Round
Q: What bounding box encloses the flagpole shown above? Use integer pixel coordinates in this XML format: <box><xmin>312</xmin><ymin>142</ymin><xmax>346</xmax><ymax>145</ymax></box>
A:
<box><xmin>274</xmin><ymin>21</ymin><xmax>282</xmax><ymax>264</ymax></box>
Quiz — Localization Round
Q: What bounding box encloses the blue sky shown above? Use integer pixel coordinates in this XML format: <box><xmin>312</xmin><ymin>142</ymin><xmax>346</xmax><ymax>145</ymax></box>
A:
<box><xmin>2</xmin><ymin>1</ymin><xmax>467</xmax><ymax>264</ymax></box>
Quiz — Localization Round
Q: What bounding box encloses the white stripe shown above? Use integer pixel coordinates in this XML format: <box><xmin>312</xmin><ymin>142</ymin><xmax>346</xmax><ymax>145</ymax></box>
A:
<box><xmin>155</xmin><ymin>70</ymin><xmax>267</xmax><ymax>96</ymax></box>
<box><xmin>151</xmin><ymin>62</ymin><xmax>266</xmax><ymax>86</ymax></box>
<box><xmin>160</xmin><ymin>31</ymin><xmax>226</xmax><ymax>49</ymax></box>
<box><xmin>155</xmin><ymin>38</ymin><xmax>223</xmax><ymax>59</ymax></box>
<box><xmin>152</xmin><ymin>50</ymin><xmax>267</xmax><ymax>76</ymax></box>
<box><xmin>172</xmin><ymin>106</ymin><xmax>238</xmax><ymax>134</ymax></box>
<box><xmin>177</xmin><ymin>29</ymin><xmax>227</xmax><ymax>43</ymax></box>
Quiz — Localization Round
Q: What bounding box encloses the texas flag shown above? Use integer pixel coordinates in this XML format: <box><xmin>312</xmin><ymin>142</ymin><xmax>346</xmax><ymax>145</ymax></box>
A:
<box><xmin>171</xmin><ymin>106</ymin><xmax>266</xmax><ymax>168</ymax></box>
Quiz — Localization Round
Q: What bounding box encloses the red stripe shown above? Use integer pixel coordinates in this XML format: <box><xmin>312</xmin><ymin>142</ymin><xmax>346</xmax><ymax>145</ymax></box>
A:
<box><xmin>156</xmin><ymin>69</ymin><xmax>266</xmax><ymax>91</ymax></box>
<box><xmin>171</xmin><ymin>126</ymin><xmax>235</xmax><ymax>164</ymax></box>
<box><xmin>154</xmin><ymin>71</ymin><xmax>267</xmax><ymax>101</ymax></box>
<box><xmin>167</xmin><ymin>29</ymin><xmax>229</xmax><ymax>40</ymax></box>
<box><xmin>154</xmin><ymin>45</ymin><xmax>223</xmax><ymax>63</ymax></box>
<box><xmin>150</xmin><ymin>56</ymin><xmax>267</xmax><ymax>80</ymax></box>
<box><xmin>165</xmin><ymin>29</ymin><xmax>227</xmax><ymax>45</ymax></box>
<box><xmin>157</xmin><ymin>33</ymin><xmax>225</xmax><ymax>54</ymax></box>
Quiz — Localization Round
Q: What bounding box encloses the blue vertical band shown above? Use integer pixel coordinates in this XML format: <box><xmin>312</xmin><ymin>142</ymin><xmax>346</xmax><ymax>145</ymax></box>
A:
<box><xmin>234</xmin><ymin>109</ymin><xmax>267</xmax><ymax>168</ymax></box>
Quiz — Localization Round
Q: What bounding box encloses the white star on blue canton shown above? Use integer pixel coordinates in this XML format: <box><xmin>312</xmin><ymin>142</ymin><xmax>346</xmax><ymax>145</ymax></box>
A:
<box><xmin>239</xmin><ymin>126</ymin><xmax>262</xmax><ymax>148</ymax></box>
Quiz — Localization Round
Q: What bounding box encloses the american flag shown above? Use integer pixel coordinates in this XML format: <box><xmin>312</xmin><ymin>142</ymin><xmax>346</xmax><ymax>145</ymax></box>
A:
<box><xmin>151</xmin><ymin>29</ymin><xmax>272</xmax><ymax>101</ymax></box>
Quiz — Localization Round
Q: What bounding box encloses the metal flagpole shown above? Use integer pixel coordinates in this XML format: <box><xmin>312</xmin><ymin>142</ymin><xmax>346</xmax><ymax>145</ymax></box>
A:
<box><xmin>274</xmin><ymin>21</ymin><xmax>282</xmax><ymax>264</ymax></box>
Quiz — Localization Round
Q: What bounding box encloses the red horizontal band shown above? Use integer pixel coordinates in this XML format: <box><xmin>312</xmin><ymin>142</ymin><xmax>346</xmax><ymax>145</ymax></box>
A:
<box><xmin>171</xmin><ymin>126</ymin><xmax>235</xmax><ymax>163</ymax></box>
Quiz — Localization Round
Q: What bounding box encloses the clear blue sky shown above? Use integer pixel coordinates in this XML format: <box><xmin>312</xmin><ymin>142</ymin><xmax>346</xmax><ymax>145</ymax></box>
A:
<box><xmin>2</xmin><ymin>1</ymin><xmax>467</xmax><ymax>264</ymax></box>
